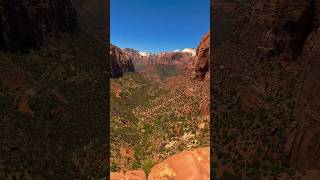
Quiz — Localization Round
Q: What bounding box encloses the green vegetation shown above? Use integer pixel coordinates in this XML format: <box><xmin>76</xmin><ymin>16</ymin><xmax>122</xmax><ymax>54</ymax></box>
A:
<box><xmin>134</xmin><ymin>63</ymin><xmax>147</xmax><ymax>72</ymax></box>
<box><xmin>110</xmin><ymin>69</ymin><xmax>209</xmax><ymax>171</ymax></box>
<box><xmin>212</xmin><ymin>51</ymin><xmax>301</xmax><ymax>178</ymax></box>
<box><xmin>142</xmin><ymin>159</ymin><xmax>155</xmax><ymax>175</ymax></box>
<box><xmin>155</xmin><ymin>64</ymin><xmax>181</xmax><ymax>79</ymax></box>
<box><xmin>0</xmin><ymin>33</ymin><xmax>107</xmax><ymax>179</ymax></box>
<box><xmin>110</xmin><ymin>73</ymin><xmax>165</xmax><ymax>170</ymax></box>
<box><xmin>220</xmin><ymin>171</ymin><xmax>242</xmax><ymax>180</ymax></box>
<box><xmin>110</xmin><ymin>163</ymin><xmax>120</xmax><ymax>172</ymax></box>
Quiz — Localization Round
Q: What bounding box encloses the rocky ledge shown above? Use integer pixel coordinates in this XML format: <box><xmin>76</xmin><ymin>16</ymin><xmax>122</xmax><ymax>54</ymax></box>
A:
<box><xmin>110</xmin><ymin>147</ymin><xmax>210</xmax><ymax>180</ymax></box>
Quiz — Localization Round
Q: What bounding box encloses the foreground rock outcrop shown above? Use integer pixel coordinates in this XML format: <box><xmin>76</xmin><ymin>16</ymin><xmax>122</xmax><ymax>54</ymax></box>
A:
<box><xmin>148</xmin><ymin>147</ymin><xmax>210</xmax><ymax>180</ymax></box>
<box><xmin>110</xmin><ymin>170</ymin><xmax>147</xmax><ymax>180</ymax></box>
<box><xmin>110</xmin><ymin>147</ymin><xmax>210</xmax><ymax>180</ymax></box>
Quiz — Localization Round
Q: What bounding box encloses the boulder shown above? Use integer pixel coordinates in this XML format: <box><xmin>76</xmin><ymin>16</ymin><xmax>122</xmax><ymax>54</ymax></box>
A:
<box><xmin>148</xmin><ymin>147</ymin><xmax>210</xmax><ymax>180</ymax></box>
<box><xmin>110</xmin><ymin>170</ymin><xmax>147</xmax><ymax>180</ymax></box>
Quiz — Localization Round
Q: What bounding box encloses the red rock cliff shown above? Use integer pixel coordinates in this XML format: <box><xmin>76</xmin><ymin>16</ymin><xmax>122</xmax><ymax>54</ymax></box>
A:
<box><xmin>194</xmin><ymin>32</ymin><xmax>210</xmax><ymax>80</ymax></box>
<box><xmin>110</xmin><ymin>44</ymin><xmax>135</xmax><ymax>78</ymax></box>
<box><xmin>0</xmin><ymin>0</ymin><xmax>78</xmax><ymax>52</ymax></box>
<box><xmin>213</xmin><ymin>0</ymin><xmax>320</xmax><ymax>177</ymax></box>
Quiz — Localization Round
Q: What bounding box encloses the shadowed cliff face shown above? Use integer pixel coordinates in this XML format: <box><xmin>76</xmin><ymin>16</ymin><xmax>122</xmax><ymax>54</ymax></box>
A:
<box><xmin>213</xmin><ymin>0</ymin><xmax>320</xmax><ymax>178</ymax></box>
<box><xmin>0</xmin><ymin>0</ymin><xmax>78</xmax><ymax>52</ymax></box>
<box><xmin>110</xmin><ymin>44</ymin><xmax>135</xmax><ymax>78</ymax></box>
<box><xmin>231</xmin><ymin>0</ymin><xmax>318</xmax><ymax>61</ymax></box>
<box><xmin>194</xmin><ymin>32</ymin><xmax>210</xmax><ymax>80</ymax></box>
<box><xmin>0</xmin><ymin>0</ymin><xmax>38</xmax><ymax>51</ymax></box>
<box><xmin>212</xmin><ymin>0</ymin><xmax>250</xmax><ymax>47</ymax></box>
<box><xmin>290</xmin><ymin>16</ymin><xmax>320</xmax><ymax>169</ymax></box>
<box><xmin>71</xmin><ymin>0</ymin><xmax>107</xmax><ymax>43</ymax></box>
<box><xmin>0</xmin><ymin>1</ymin><xmax>108</xmax><ymax>178</ymax></box>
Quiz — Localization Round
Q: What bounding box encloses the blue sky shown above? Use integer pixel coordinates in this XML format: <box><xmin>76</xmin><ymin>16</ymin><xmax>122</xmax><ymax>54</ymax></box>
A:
<box><xmin>110</xmin><ymin>0</ymin><xmax>210</xmax><ymax>53</ymax></box>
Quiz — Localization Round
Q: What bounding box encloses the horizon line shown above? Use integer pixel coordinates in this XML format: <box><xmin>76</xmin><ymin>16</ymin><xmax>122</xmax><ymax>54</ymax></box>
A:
<box><xmin>110</xmin><ymin>42</ymin><xmax>197</xmax><ymax>53</ymax></box>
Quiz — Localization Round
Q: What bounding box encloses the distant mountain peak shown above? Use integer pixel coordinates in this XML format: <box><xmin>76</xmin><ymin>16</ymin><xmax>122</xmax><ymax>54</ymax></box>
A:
<box><xmin>182</xmin><ymin>48</ymin><xmax>196</xmax><ymax>57</ymax></box>
<box><xmin>122</xmin><ymin>47</ymin><xmax>196</xmax><ymax>57</ymax></box>
<box><xmin>138</xmin><ymin>51</ymin><xmax>150</xmax><ymax>57</ymax></box>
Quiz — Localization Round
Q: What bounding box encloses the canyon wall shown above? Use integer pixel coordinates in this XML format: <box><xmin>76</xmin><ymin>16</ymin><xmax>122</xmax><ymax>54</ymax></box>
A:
<box><xmin>212</xmin><ymin>0</ymin><xmax>250</xmax><ymax>47</ymax></box>
<box><xmin>213</xmin><ymin>0</ymin><xmax>320</xmax><ymax>177</ymax></box>
<box><xmin>110</xmin><ymin>44</ymin><xmax>135</xmax><ymax>78</ymax></box>
<box><xmin>71</xmin><ymin>0</ymin><xmax>107</xmax><ymax>43</ymax></box>
<box><xmin>194</xmin><ymin>32</ymin><xmax>210</xmax><ymax>80</ymax></box>
<box><xmin>0</xmin><ymin>0</ymin><xmax>78</xmax><ymax>52</ymax></box>
<box><xmin>0</xmin><ymin>1</ymin><xmax>107</xmax><ymax>178</ymax></box>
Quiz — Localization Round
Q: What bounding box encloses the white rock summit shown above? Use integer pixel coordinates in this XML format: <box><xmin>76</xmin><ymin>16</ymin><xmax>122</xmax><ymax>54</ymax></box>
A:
<box><xmin>182</xmin><ymin>48</ymin><xmax>196</xmax><ymax>57</ymax></box>
<box><xmin>138</xmin><ymin>48</ymin><xmax>196</xmax><ymax>57</ymax></box>
<box><xmin>138</xmin><ymin>51</ymin><xmax>151</xmax><ymax>57</ymax></box>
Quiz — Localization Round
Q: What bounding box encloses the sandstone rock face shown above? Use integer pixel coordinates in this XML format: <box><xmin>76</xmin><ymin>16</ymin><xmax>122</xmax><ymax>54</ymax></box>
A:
<box><xmin>200</xmin><ymin>96</ymin><xmax>210</xmax><ymax>116</ymax></box>
<box><xmin>213</xmin><ymin>0</ymin><xmax>250</xmax><ymax>46</ymax></box>
<box><xmin>71</xmin><ymin>0</ymin><xmax>107</xmax><ymax>43</ymax></box>
<box><xmin>148</xmin><ymin>147</ymin><xmax>210</xmax><ymax>180</ymax></box>
<box><xmin>182</xmin><ymin>48</ymin><xmax>196</xmax><ymax>57</ymax></box>
<box><xmin>288</xmin><ymin>26</ymin><xmax>320</xmax><ymax>169</ymax></box>
<box><xmin>0</xmin><ymin>1</ymin><xmax>107</xmax><ymax>178</ymax></box>
<box><xmin>194</xmin><ymin>32</ymin><xmax>210</xmax><ymax>80</ymax></box>
<box><xmin>213</xmin><ymin>0</ymin><xmax>320</xmax><ymax>177</ymax></box>
<box><xmin>110</xmin><ymin>170</ymin><xmax>147</xmax><ymax>180</ymax></box>
<box><xmin>113</xmin><ymin>46</ymin><xmax>195</xmax><ymax>69</ymax></box>
<box><xmin>136</xmin><ymin>51</ymin><xmax>193</xmax><ymax>66</ymax></box>
<box><xmin>123</xmin><ymin>48</ymin><xmax>144</xmax><ymax>63</ymax></box>
<box><xmin>155</xmin><ymin>52</ymin><xmax>193</xmax><ymax>65</ymax></box>
<box><xmin>0</xmin><ymin>0</ymin><xmax>78</xmax><ymax>52</ymax></box>
<box><xmin>238</xmin><ymin>86</ymin><xmax>265</xmax><ymax>112</ymax></box>
<box><xmin>110</xmin><ymin>44</ymin><xmax>135</xmax><ymax>78</ymax></box>
<box><xmin>232</xmin><ymin>0</ymin><xmax>318</xmax><ymax>61</ymax></box>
